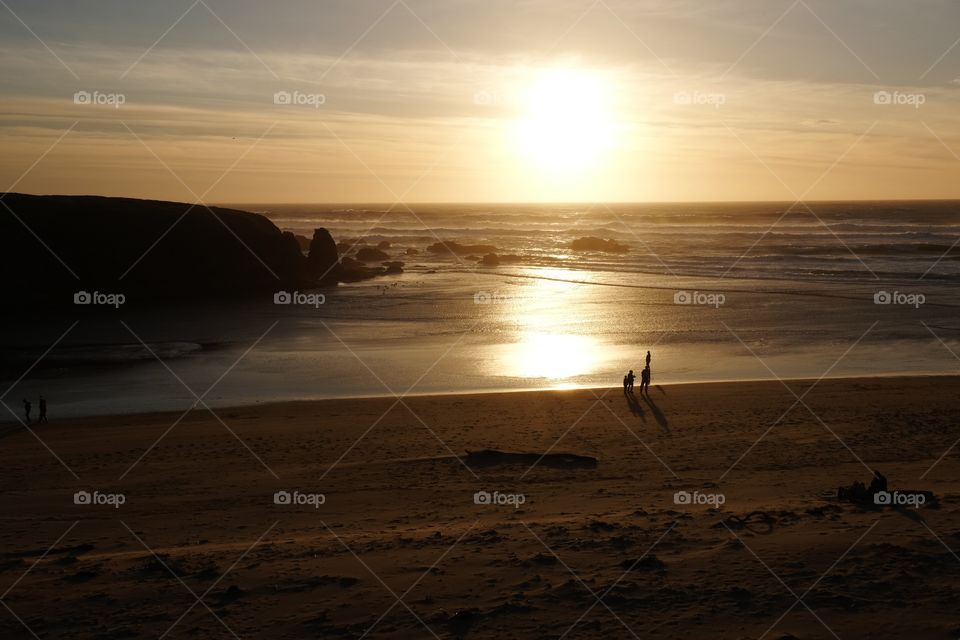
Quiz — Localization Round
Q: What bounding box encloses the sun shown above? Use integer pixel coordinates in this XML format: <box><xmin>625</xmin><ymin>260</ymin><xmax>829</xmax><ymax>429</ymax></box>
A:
<box><xmin>513</xmin><ymin>67</ymin><xmax>618</xmax><ymax>174</ymax></box>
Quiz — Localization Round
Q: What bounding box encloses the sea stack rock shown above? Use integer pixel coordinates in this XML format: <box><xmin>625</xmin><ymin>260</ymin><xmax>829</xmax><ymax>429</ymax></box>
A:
<box><xmin>355</xmin><ymin>247</ymin><xmax>390</xmax><ymax>262</ymax></box>
<box><xmin>306</xmin><ymin>228</ymin><xmax>341</xmax><ymax>284</ymax></box>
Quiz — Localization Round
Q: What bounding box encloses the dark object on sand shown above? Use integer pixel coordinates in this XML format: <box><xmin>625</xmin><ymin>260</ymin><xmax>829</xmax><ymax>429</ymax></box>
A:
<box><xmin>837</xmin><ymin>481</ymin><xmax>871</xmax><ymax>504</ymax></box>
<box><xmin>837</xmin><ymin>470</ymin><xmax>936</xmax><ymax>507</ymax></box>
<box><xmin>838</xmin><ymin>485</ymin><xmax>937</xmax><ymax>507</ymax></box>
<box><xmin>465</xmin><ymin>449</ymin><xmax>597</xmax><ymax>469</ymax></box>
<box><xmin>620</xmin><ymin>554</ymin><xmax>664</xmax><ymax>571</ymax></box>
<box><xmin>721</xmin><ymin>511</ymin><xmax>775</xmax><ymax>534</ymax></box>
<box><xmin>434</xmin><ymin>608</ymin><xmax>480</xmax><ymax>639</ymax></box>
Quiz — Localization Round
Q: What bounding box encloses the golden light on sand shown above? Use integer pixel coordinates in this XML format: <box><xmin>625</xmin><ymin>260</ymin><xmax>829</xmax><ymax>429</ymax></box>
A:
<box><xmin>513</xmin><ymin>68</ymin><xmax>617</xmax><ymax>174</ymax></box>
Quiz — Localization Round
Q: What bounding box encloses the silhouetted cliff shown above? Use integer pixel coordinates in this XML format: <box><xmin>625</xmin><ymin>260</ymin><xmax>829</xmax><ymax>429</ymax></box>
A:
<box><xmin>0</xmin><ymin>194</ymin><xmax>332</xmax><ymax>306</ymax></box>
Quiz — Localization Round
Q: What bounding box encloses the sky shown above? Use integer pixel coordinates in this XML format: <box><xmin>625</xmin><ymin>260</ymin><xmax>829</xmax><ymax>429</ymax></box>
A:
<box><xmin>2</xmin><ymin>0</ymin><xmax>960</xmax><ymax>203</ymax></box>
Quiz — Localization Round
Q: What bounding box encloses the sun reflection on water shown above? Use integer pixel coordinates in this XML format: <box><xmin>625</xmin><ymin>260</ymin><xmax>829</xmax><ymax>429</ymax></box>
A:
<box><xmin>491</xmin><ymin>267</ymin><xmax>607</xmax><ymax>382</ymax></box>
<box><xmin>505</xmin><ymin>332</ymin><xmax>599</xmax><ymax>379</ymax></box>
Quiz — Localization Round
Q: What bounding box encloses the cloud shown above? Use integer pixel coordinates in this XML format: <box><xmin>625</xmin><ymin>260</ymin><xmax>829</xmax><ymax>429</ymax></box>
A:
<box><xmin>3</xmin><ymin>0</ymin><xmax>960</xmax><ymax>201</ymax></box>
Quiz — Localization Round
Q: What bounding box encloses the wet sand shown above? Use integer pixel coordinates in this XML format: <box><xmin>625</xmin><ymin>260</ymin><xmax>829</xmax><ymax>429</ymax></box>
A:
<box><xmin>2</xmin><ymin>376</ymin><xmax>960</xmax><ymax>639</ymax></box>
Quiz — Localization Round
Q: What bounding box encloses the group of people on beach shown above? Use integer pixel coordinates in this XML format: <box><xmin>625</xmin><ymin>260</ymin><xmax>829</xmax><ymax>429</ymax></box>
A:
<box><xmin>623</xmin><ymin>351</ymin><xmax>653</xmax><ymax>395</ymax></box>
<box><xmin>22</xmin><ymin>395</ymin><xmax>47</xmax><ymax>425</ymax></box>
<box><xmin>837</xmin><ymin>470</ymin><xmax>887</xmax><ymax>504</ymax></box>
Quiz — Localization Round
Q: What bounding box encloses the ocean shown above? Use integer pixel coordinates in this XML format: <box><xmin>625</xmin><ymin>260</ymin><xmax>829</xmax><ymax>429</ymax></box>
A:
<box><xmin>4</xmin><ymin>201</ymin><xmax>959</xmax><ymax>417</ymax></box>
<box><xmin>261</xmin><ymin>201</ymin><xmax>960</xmax><ymax>282</ymax></box>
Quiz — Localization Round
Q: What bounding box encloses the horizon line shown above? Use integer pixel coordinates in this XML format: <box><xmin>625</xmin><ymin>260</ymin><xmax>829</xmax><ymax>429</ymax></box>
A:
<box><xmin>7</xmin><ymin>192</ymin><xmax>960</xmax><ymax>208</ymax></box>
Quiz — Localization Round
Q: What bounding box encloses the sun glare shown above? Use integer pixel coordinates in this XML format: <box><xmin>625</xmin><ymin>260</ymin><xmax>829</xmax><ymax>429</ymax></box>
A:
<box><xmin>508</xmin><ymin>332</ymin><xmax>599</xmax><ymax>379</ymax></box>
<box><xmin>490</xmin><ymin>268</ymin><xmax>608</xmax><ymax>382</ymax></box>
<box><xmin>513</xmin><ymin>68</ymin><xmax>618</xmax><ymax>174</ymax></box>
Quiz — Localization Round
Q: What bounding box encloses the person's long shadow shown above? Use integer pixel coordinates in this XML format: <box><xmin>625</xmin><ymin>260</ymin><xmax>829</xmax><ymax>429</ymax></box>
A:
<box><xmin>642</xmin><ymin>392</ymin><xmax>669</xmax><ymax>432</ymax></box>
<box><xmin>624</xmin><ymin>391</ymin><xmax>646</xmax><ymax>422</ymax></box>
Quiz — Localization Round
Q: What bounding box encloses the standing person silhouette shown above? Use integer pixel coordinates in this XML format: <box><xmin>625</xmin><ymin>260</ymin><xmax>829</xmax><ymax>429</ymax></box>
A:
<box><xmin>37</xmin><ymin>395</ymin><xmax>48</xmax><ymax>424</ymax></box>
<box><xmin>868</xmin><ymin>470</ymin><xmax>887</xmax><ymax>496</ymax></box>
<box><xmin>22</xmin><ymin>399</ymin><xmax>31</xmax><ymax>424</ymax></box>
<box><xmin>640</xmin><ymin>365</ymin><xmax>651</xmax><ymax>395</ymax></box>
<box><xmin>622</xmin><ymin>374</ymin><xmax>629</xmax><ymax>395</ymax></box>
<box><xmin>626</xmin><ymin>369</ymin><xmax>636</xmax><ymax>393</ymax></box>
<box><xmin>646</xmin><ymin>351</ymin><xmax>651</xmax><ymax>367</ymax></box>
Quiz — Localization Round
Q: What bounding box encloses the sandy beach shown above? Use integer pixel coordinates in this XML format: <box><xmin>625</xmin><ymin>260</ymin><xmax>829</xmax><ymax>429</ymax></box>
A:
<box><xmin>7</xmin><ymin>2</ymin><xmax>960</xmax><ymax>638</ymax></box>
<box><xmin>2</xmin><ymin>375</ymin><xmax>959</xmax><ymax>639</ymax></box>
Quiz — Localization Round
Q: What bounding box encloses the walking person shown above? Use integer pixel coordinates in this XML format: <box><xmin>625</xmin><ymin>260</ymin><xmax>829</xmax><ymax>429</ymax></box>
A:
<box><xmin>22</xmin><ymin>398</ymin><xmax>31</xmax><ymax>424</ymax></box>
<box><xmin>37</xmin><ymin>395</ymin><xmax>48</xmax><ymax>424</ymax></box>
